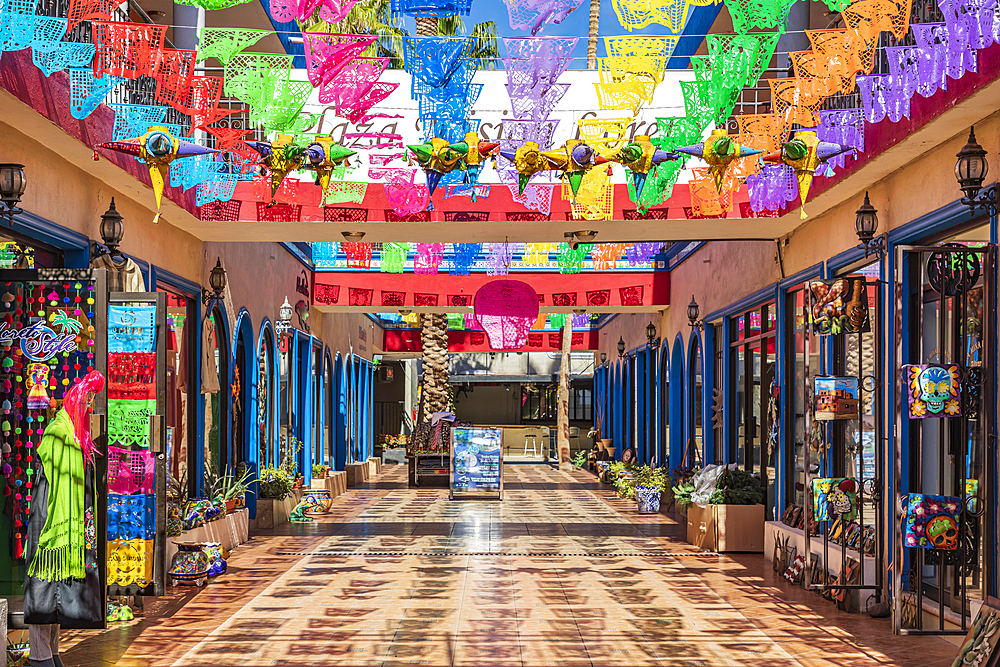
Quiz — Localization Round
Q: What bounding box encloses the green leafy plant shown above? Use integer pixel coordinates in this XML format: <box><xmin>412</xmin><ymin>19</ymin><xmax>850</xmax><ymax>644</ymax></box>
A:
<box><xmin>312</xmin><ymin>463</ymin><xmax>331</xmax><ymax>477</ymax></box>
<box><xmin>221</xmin><ymin>463</ymin><xmax>257</xmax><ymax>501</ymax></box>
<box><xmin>607</xmin><ymin>461</ymin><xmax>637</xmax><ymax>500</ymax></box>
<box><xmin>709</xmin><ymin>468</ymin><xmax>764</xmax><ymax>506</ymax></box>
<box><xmin>633</xmin><ymin>465</ymin><xmax>669</xmax><ymax>493</ymax></box>
<box><xmin>672</xmin><ymin>479</ymin><xmax>696</xmax><ymax>510</ymax></box>
<box><xmin>279</xmin><ymin>435</ymin><xmax>304</xmax><ymax>476</ymax></box>
<box><xmin>259</xmin><ymin>466</ymin><xmax>293</xmax><ymax>500</ymax></box>
<box><xmin>572</xmin><ymin>450</ymin><xmax>588</xmax><ymax>470</ymax></box>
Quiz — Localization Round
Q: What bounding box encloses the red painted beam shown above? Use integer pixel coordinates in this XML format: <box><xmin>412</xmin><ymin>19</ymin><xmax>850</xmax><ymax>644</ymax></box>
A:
<box><xmin>313</xmin><ymin>272</ymin><xmax>669</xmax><ymax>309</ymax></box>
<box><xmin>384</xmin><ymin>328</ymin><xmax>599</xmax><ymax>352</ymax></box>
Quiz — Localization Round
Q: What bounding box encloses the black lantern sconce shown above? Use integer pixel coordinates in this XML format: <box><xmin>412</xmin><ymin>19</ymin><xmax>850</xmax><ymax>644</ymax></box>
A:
<box><xmin>92</xmin><ymin>197</ymin><xmax>126</xmax><ymax>258</ymax></box>
<box><xmin>646</xmin><ymin>321</ymin><xmax>659</xmax><ymax>348</ymax></box>
<box><xmin>955</xmin><ymin>127</ymin><xmax>996</xmax><ymax>216</ymax></box>
<box><xmin>616</xmin><ymin>336</ymin><xmax>626</xmax><ymax>358</ymax></box>
<box><xmin>202</xmin><ymin>257</ymin><xmax>227</xmax><ymax>311</ymax></box>
<box><xmin>854</xmin><ymin>192</ymin><xmax>885</xmax><ymax>260</ymax></box>
<box><xmin>687</xmin><ymin>295</ymin><xmax>704</xmax><ymax>332</ymax></box>
<box><xmin>0</xmin><ymin>164</ymin><xmax>27</xmax><ymax>226</ymax></box>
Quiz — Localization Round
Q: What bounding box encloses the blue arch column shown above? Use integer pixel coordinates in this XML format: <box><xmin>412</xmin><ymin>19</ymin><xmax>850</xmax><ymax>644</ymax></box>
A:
<box><xmin>613</xmin><ymin>362</ymin><xmax>623</xmax><ymax>458</ymax></box>
<box><xmin>298</xmin><ymin>335</ymin><xmax>315</xmax><ymax>485</ymax></box>
<box><xmin>636</xmin><ymin>350</ymin><xmax>647</xmax><ymax>464</ymax></box>
<box><xmin>657</xmin><ymin>341</ymin><xmax>670</xmax><ymax>468</ymax></box>
<box><xmin>669</xmin><ymin>336</ymin><xmax>685</xmax><ymax>470</ymax></box>
<box><xmin>335</xmin><ymin>353</ymin><xmax>347</xmax><ymax>470</ymax></box>
<box><xmin>232</xmin><ymin>310</ymin><xmax>257</xmax><ymax>519</ymax></box>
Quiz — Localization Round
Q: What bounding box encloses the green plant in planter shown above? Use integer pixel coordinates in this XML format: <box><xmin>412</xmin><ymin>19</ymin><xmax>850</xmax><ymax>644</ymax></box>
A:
<box><xmin>259</xmin><ymin>466</ymin><xmax>293</xmax><ymax>500</ymax></box>
<box><xmin>608</xmin><ymin>461</ymin><xmax>637</xmax><ymax>499</ymax></box>
<box><xmin>709</xmin><ymin>468</ymin><xmax>764</xmax><ymax>505</ymax></box>
<box><xmin>221</xmin><ymin>463</ymin><xmax>257</xmax><ymax>501</ymax></box>
<box><xmin>572</xmin><ymin>450</ymin><xmax>588</xmax><ymax>470</ymax></box>
<box><xmin>633</xmin><ymin>465</ymin><xmax>669</xmax><ymax>493</ymax></box>
<box><xmin>312</xmin><ymin>463</ymin><xmax>330</xmax><ymax>477</ymax></box>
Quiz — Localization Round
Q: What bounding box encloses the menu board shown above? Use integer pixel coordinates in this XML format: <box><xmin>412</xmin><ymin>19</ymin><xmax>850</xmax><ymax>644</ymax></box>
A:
<box><xmin>450</xmin><ymin>428</ymin><xmax>503</xmax><ymax>500</ymax></box>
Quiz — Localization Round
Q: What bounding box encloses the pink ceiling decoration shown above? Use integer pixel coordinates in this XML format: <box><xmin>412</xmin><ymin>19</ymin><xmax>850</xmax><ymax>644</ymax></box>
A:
<box><xmin>473</xmin><ymin>280</ymin><xmax>540</xmax><ymax>350</ymax></box>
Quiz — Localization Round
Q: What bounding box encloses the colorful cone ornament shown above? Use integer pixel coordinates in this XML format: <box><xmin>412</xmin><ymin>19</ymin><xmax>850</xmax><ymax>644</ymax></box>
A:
<box><xmin>408</xmin><ymin>136</ymin><xmax>497</xmax><ymax>196</ymax></box>
<box><xmin>677</xmin><ymin>129</ymin><xmax>761</xmax><ymax>193</ymax></box>
<box><xmin>500</xmin><ymin>141</ymin><xmax>548</xmax><ymax>195</ymax></box>
<box><xmin>245</xmin><ymin>134</ymin><xmax>306</xmax><ymax>200</ymax></box>
<box><xmin>461</xmin><ymin>132</ymin><xmax>498</xmax><ymax>202</ymax></box>
<box><xmin>764</xmin><ymin>130</ymin><xmax>854</xmax><ymax>219</ymax></box>
<box><xmin>541</xmin><ymin>139</ymin><xmax>597</xmax><ymax>199</ymax></box>
<box><xmin>99</xmin><ymin>126</ymin><xmax>218</xmax><ymax>222</ymax></box>
<box><xmin>604</xmin><ymin>135</ymin><xmax>677</xmax><ymax>199</ymax></box>
<box><xmin>304</xmin><ymin>137</ymin><xmax>356</xmax><ymax>195</ymax></box>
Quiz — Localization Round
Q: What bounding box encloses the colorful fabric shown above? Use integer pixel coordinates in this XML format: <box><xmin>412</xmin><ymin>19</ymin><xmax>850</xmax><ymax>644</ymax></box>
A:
<box><xmin>28</xmin><ymin>409</ymin><xmax>86</xmax><ymax>582</ymax></box>
<box><xmin>904</xmin><ymin>494</ymin><xmax>961</xmax><ymax>550</ymax></box>
<box><xmin>108</xmin><ymin>494</ymin><xmax>155</xmax><ymax>541</ymax></box>
<box><xmin>108</xmin><ymin>305</ymin><xmax>157</xmax><ymax>353</ymax></box>
<box><xmin>812</xmin><ymin>477</ymin><xmax>857</xmax><ymax>522</ymax></box>
<box><xmin>107</xmin><ymin>538</ymin><xmax>154</xmax><ymax>586</ymax></box>
<box><xmin>108</xmin><ymin>399</ymin><xmax>156</xmax><ymax>449</ymax></box>
<box><xmin>108</xmin><ymin>446</ymin><xmax>156</xmax><ymax>494</ymax></box>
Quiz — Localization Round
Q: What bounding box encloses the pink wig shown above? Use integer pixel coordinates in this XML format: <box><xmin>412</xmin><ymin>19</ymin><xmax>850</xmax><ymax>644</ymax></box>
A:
<box><xmin>63</xmin><ymin>370</ymin><xmax>105</xmax><ymax>464</ymax></box>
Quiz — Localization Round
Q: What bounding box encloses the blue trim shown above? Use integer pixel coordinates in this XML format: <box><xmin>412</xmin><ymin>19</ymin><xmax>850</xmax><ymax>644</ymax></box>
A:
<box><xmin>668</xmin><ymin>5</ymin><xmax>726</xmax><ymax>69</ymax></box>
<box><xmin>257</xmin><ymin>0</ymin><xmax>303</xmax><ymax>67</ymax></box>
<box><xmin>232</xmin><ymin>309</ymin><xmax>257</xmax><ymax>518</ymax></box>
<box><xmin>658</xmin><ymin>339</ymin><xmax>670</xmax><ymax>467</ymax></box>
<box><xmin>16</xmin><ymin>209</ymin><xmax>90</xmax><ymax>268</ymax></box>
<box><xmin>280</xmin><ymin>242</ymin><xmax>315</xmax><ymax>269</ymax></box>
<box><xmin>637</xmin><ymin>349</ymin><xmax>647</xmax><ymax>465</ymax></box>
<box><xmin>334</xmin><ymin>352</ymin><xmax>346</xmax><ymax>470</ymax></box>
<box><xmin>669</xmin><ymin>336</ymin><xmax>685</xmax><ymax>469</ymax></box>
<box><xmin>686</xmin><ymin>330</ymin><xmax>703</xmax><ymax>466</ymax></box>
<box><xmin>779</xmin><ymin>262</ymin><xmax>824</xmax><ymax>289</ymax></box>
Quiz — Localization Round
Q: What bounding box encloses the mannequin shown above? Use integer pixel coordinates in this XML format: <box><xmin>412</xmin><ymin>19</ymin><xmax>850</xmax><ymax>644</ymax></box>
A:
<box><xmin>24</xmin><ymin>371</ymin><xmax>106</xmax><ymax>667</ymax></box>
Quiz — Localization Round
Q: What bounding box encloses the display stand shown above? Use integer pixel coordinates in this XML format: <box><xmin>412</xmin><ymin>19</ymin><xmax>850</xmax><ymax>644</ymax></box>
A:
<box><xmin>411</xmin><ymin>453</ymin><xmax>449</xmax><ymax>486</ymax></box>
<box><xmin>450</xmin><ymin>427</ymin><xmax>503</xmax><ymax>500</ymax></box>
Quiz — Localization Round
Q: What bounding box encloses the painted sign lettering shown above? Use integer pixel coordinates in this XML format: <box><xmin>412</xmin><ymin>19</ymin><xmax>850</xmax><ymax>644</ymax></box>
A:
<box><xmin>0</xmin><ymin>321</ymin><xmax>77</xmax><ymax>361</ymax></box>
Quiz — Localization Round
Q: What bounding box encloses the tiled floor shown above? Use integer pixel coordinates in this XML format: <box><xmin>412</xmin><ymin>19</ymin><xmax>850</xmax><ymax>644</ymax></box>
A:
<box><xmin>54</xmin><ymin>462</ymin><xmax>959</xmax><ymax>667</ymax></box>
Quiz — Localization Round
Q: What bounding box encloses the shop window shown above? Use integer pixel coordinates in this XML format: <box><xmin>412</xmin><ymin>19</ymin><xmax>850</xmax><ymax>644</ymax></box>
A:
<box><xmin>713</xmin><ymin>325</ymin><xmax>723</xmax><ymax>464</ymax></box>
<box><xmin>785</xmin><ymin>287</ymin><xmax>820</xmax><ymax>509</ymax></box>
<box><xmin>658</xmin><ymin>350</ymin><xmax>669</xmax><ymax>467</ymax></box>
<box><xmin>728</xmin><ymin>301</ymin><xmax>776</xmax><ymax>518</ymax></box>
<box><xmin>159</xmin><ymin>287</ymin><xmax>195</xmax><ymax>492</ymax></box>
<box><xmin>570</xmin><ymin>386</ymin><xmax>591</xmax><ymax>421</ymax></box>
<box><xmin>206</xmin><ymin>307</ymin><xmax>229</xmax><ymax>473</ymax></box>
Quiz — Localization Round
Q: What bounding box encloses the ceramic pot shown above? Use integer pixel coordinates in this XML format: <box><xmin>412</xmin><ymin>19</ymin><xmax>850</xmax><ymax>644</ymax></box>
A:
<box><xmin>169</xmin><ymin>542</ymin><xmax>209</xmax><ymax>587</ymax></box>
<box><xmin>302</xmin><ymin>489</ymin><xmax>333</xmax><ymax>514</ymax></box>
<box><xmin>636</xmin><ymin>487</ymin><xmax>662</xmax><ymax>514</ymax></box>
<box><xmin>225</xmin><ymin>498</ymin><xmax>237</xmax><ymax>514</ymax></box>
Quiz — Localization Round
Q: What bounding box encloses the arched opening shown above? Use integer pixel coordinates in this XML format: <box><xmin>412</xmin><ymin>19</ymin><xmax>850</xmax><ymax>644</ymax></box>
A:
<box><xmin>207</xmin><ymin>304</ymin><xmax>230</xmax><ymax>475</ymax></box>
<box><xmin>257</xmin><ymin>322</ymin><xmax>275</xmax><ymax>469</ymax></box>
<box><xmin>688</xmin><ymin>334</ymin><xmax>703</xmax><ymax>469</ymax></box>
<box><xmin>669</xmin><ymin>337</ymin><xmax>685</xmax><ymax>470</ymax></box>
<box><xmin>233</xmin><ymin>310</ymin><xmax>254</xmax><ymax>473</ymax></box>
<box><xmin>325</xmin><ymin>348</ymin><xmax>334</xmax><ymax>465</ymax></box>
<box><xmin>658</xmin><ymin>340</ymin><xmax>670</xmax><ymax>469</ymax></box>
<box><xmin>335</xmin><ymin>352</ymin><xmax>346</xmax><ymax>470</ymax></box>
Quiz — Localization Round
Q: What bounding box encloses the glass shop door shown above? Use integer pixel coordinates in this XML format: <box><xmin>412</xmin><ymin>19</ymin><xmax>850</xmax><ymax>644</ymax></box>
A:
<box><xmin>893</xmin><ymin>243</ymin><xmax>994</xmax><ymax>635</ymax></box>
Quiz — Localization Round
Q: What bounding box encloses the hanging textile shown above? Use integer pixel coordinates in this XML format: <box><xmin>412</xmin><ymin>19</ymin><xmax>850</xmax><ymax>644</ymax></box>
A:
<box><xmin>505</xmin><ymin>0</ymin><xmax>585</xmax><ymax>34</ymax></box>
<box><xmin>381</xmin><ymin>243</ymin><xmax>410</xmax><ymax>273</ymax></box>
<box><xmin>626</xmin><ymin>242</ymin><xmax>662</xmax><ymax>266</ymax></box>
<box><xmin>343</xmin><ymin>242</ymin><xmax>372</xmax><ymax>269</ymax></box>
<box><xmin>414</xmin><ymin>243</ymin><xmax>444</xmax><ymax>275</ymax></box>
<box><xmin>591</xmin><ymin>243</ymin><xmax>628</xmax><ymax>270</ymax></box>
<box><xmin>450</xmin><ymin>243</ymin><xmax>481</xmax><ymax>275</ymax></box>
<box><xmin>522</xmin><ymin>243</ymin><xmax>556</xmax><ymax>266</ymax></box>
<box><xmin>201</xmin><ymin>316</ymin><xmax>221</xmax><ymax>395</ymax></box>
<box><xmin>485</xmin><ymin>243</ymin><xmax>514</xmax><ymax>276</ymax></box>
<box><xmin>197</xmin><ymin>28</ymin><xmax>272</xmax><ymax>64</ymax></box>
<box><xmin>557</xmin><ymin>242</ymin><xmax>592</xmax><ymax>274</ymax></box>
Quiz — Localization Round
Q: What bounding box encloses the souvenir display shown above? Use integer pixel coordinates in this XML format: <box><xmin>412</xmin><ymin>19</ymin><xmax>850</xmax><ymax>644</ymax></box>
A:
<box><xmin>809</xmin><ymin>278</ymin><xmax>871</xmax><ymax>334</ymax></box>
<box><xmin>168</xmin><ymin>542</ymin><xmax>210</xmax><ymax>586</ymax></box>
<box><xmin>302</xmin><ymin>489</ymin><xmax>334</xmax><ymax>514</ymax></box>
<box><xmin>812</xmin><ymin>478</ymin><xmax>858</xmax><ymax>522</ymax></box>
<box><xmin>904</xmin><ymin>494</ymin><xmax>962</xmax><ymax>550</ymax></box>
<box><xmin>202</xmin><ymin>542</ymin><xmax>228</xmax><ymax>577</ymax></box>
<box><xmin>904</xmin><ymin>364</ymin><xmax>961</xmax><ymax>418</ymax></box>
<box><xmin>952</xmin><ymin>602</ymin><xmax>1000</xmax><ymax>667</ymax></box>
<box><xmin>813</xmin><ymin>376</ymin><xmax>860</xmax><ymax>421</ymax></box>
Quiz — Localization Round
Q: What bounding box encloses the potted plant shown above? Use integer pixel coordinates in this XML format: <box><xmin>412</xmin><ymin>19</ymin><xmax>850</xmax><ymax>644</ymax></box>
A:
<box><xmin>607</xmin><ymin>461</ymin><xmax>636</xmax><ymax>499</ymax></box>
<box><xmin>221</xmin><ymin>464</ymin><xmax>256</xmax><ymax>513</ymax></box>
<box><xmin>312</xmin><ymin>463</ymin><xmax>330</xmax><ymax>479</ymax></box>
<box><xmin>684</xmin><ymin>466</ymin><xmax>766</xmax><ymax>553</ymax></box>
<box><xmin>259</xmin><ymin>467</ymin><xmax>292</xmax><ymax>500</ymax></box>
<box><xmin>633</xmin><ymin>465</ymin><xmax>669</xmax><ymax>514</ymax></box>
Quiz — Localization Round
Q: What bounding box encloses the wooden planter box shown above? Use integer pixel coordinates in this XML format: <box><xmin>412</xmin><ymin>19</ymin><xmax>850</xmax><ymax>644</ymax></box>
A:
<box><xmin>686</xmin><ymin>503</ymin><xmax>764</xmax><ymax>553</ymax></box>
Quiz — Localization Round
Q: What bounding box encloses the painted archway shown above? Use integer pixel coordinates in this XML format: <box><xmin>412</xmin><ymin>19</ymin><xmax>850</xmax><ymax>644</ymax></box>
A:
<box><xmin>687</xmin><ymin>331</ymin><xmax>704</xmax><ymax>469</ymax></box>
<box><xmin>334</xmin><ymin>352</ymin><xmax>346</xmax><ymax>470</ymax></box>
<box><xmin>658</xmin><ymin>339</ymin><xmax>670</xmax><ymax>469</ymax></box>
<box><xmin>669</xmin><ymin>335</ymin><xmax>685</xmax><ymax>471</ymax></box>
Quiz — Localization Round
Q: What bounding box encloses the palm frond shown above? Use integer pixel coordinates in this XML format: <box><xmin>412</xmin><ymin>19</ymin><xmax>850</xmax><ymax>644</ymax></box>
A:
<box><xmin>469</xmin><ymin>20</ymin><xmax>499</xmax><ymax>70</ymax></box>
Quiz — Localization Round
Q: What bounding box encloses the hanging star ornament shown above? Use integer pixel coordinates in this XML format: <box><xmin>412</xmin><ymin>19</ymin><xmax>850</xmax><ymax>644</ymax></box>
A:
<box><xmin>245</xmin><ymin>134</ymin><xmax>307</xmax><ymax>201</ymax></box>
<box><xmin>676</xmin><ymin>129</ymin><xmax>761</xmax><ymax>193</ymax></box>
<box><xmin>603</xmin><ymin>135</ymin><xmax>678</xmax><ymax>200</ymax></box>
<box><xmin>764</xmin><ymin>130</ymin><xmax>854</xmax><ymax>219</ymax></box>
<box><xmin>540</xmin><ymin>139</ymin><xmax>597</xmax><ymax>199</ymax></box>
<box><xmin>408</xmin><ymin>136</ymin><xmax>499</xmax><ymax>196</ymax></box>
<box><xmin>500</xmin><ymin>141</ymin><xmax>549</xmax><ymax>195</ymax></box>
<box><xmin>98</xmin><ymin>126</ymin><xmax>218</xmax><ymax>222</ymax></box>
<box><xmin>303</xmin><ymin>137</ymin><xmax>356</xmax><ymax>195</ymax></box>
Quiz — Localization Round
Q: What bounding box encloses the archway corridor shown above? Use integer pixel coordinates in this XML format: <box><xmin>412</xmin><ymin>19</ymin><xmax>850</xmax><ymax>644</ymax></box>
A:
<box><xmin>59</xmin><ymin>464</ymin><xmax>956</xmax><ymax>667</ymax></box>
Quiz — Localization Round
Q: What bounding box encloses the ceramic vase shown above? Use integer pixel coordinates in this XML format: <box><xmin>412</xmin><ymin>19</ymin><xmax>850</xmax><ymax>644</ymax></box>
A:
<box><xmin>636</xmin><ymin>487</ymin><xmax>662</xmax><ymax>514</ymax></box>
<box><xmin>168</xmin><ymin>542</ymin><xmax>209</xmax><ymax>587</ymax></box>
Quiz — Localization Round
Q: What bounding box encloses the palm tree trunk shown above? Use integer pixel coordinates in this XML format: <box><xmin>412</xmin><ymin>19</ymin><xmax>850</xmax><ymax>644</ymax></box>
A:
<box><xmin>419</xmin><ymin>313</ymin><xmax>450</xmax><ymax>423</ymax></box>
<box><xmin>557</xmin><ymin>323</ymin><xmax>572</xmax><ymax>469</ymax></box>
<box><xmin>415</xmin><ymin>16</ymin><xmax>438</xmax><ymax>36</ymax></box>
<box><xmin>587</xmin><ymin>0</ymin><xmax>599</xmax><ymax>69</ymax></box>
